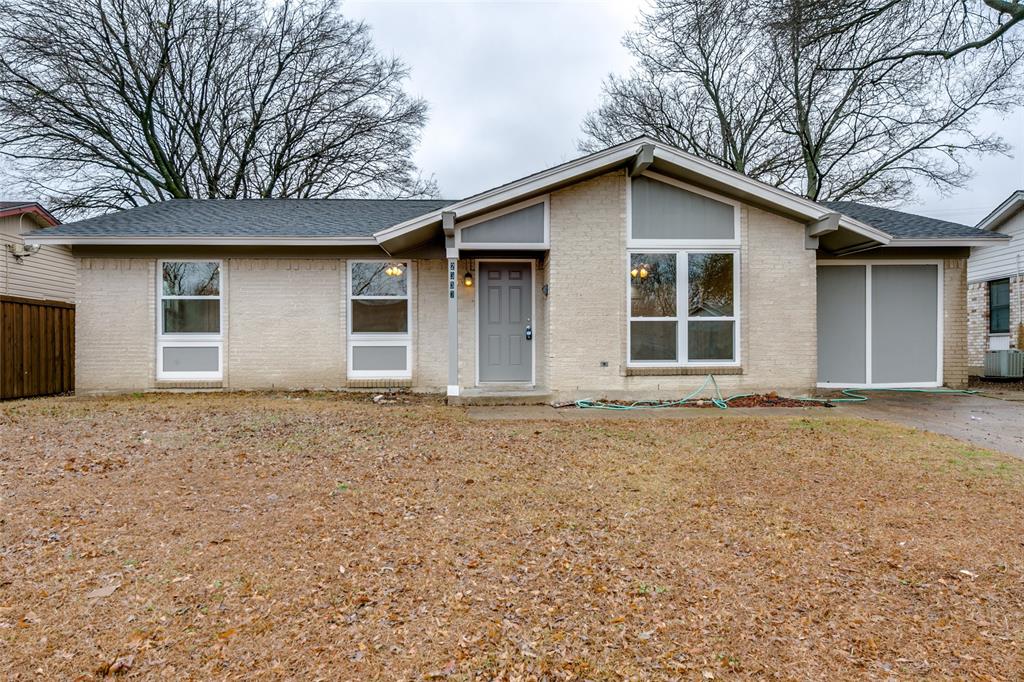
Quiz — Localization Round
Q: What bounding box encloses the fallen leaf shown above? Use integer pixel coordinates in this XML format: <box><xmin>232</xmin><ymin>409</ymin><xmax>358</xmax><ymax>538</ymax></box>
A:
<box><xmin>86</xmin><ymin>584</ymin><xmax>120</xmax><ymax>599</ymax></box>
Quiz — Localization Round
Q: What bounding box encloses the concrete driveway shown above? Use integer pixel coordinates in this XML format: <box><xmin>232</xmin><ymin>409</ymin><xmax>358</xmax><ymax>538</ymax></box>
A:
<box><xmin>836</xmin><ymin>391</ymin><xmax>1024</xmax><ymax>459</ymax></box>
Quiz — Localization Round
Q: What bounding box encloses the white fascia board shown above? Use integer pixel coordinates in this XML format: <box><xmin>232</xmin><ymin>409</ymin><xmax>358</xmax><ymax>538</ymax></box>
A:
<box><xmin>651</xmin><ymin>146</ymin><xmax>892</xmax><ymax>244</ymax></box>
<box><xmin>976</xmin><ymin>190</ymin><xmax>1024</xmax><ymax>231</ymax></box>
<box><xmin>374</xmin><ymin>138</ymin><xmax>647</xmax><ymax>243</ymax></box>
<box><xmin>22</xmin><ymin>235</ymin><xmax>378</xmax><ymax>246</ymax></box>
<box><xmin>374</xmin><ymin>136</ymin><xmax>896</xmax><ymax>247</ymax></box>
<box><xmin>837</xmin><ymin>217</ymin><xmax>892</xmax><ymax>245</ymax></box>
<box><xmin>885</xmin><ymin>237</ymin><xmax>1012</xmax><ymax>247</ymax></box>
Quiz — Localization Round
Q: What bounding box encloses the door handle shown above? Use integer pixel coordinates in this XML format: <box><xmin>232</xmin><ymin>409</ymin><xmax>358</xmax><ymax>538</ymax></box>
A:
<box><xmin>525</xmin><ymin>325</ymin><xmax>533</xmax><ymax>341</ymax></box>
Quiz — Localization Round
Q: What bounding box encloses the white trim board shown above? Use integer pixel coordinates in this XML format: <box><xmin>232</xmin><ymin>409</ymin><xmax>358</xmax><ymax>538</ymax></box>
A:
<box><xmin>454</xmin><ymin>195</ymin><xmax>550</xmax><ymax>251</ymax></box>
<box><xmin>374</xmin><ymin>137</ymin><xmax>892</xmax><ymax>247</ymax></box>
<box><xmin>626</xmin><ymin>171</ymin><xmax>742</xmax><ymax>248</ymax></box>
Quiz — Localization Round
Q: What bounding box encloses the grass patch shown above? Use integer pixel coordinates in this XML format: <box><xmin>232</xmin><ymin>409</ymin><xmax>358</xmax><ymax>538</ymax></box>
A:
<box><xmin>2</xmin><ymin>393</ymin><xmax>1023</xmax><ymax>678</ymax></box>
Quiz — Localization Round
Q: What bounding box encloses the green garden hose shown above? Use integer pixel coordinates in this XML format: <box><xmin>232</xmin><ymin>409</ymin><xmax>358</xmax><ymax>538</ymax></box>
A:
<box><xmin>574</xmin><ymin>376</ymin><xmax>977</xmax><ymax>410</ymax></box>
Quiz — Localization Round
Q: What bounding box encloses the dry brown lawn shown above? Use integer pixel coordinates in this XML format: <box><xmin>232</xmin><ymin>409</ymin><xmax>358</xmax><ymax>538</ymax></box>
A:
<box><xmin>2</xmin><ymin>393</ymin><xmax>1023</xmax><ymax>680</ymax></box>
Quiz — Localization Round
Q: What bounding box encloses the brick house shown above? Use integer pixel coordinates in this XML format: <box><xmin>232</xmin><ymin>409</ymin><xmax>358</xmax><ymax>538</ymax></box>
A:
<box><xmin>968</xmin><ymin>190</ymin><xmax>1023</xmax><ymax>375</ymax></box>
<box><xmin>24</xmin><ymin>138</ymin><xmax>1008</xmax><ymax>400</ymax></box>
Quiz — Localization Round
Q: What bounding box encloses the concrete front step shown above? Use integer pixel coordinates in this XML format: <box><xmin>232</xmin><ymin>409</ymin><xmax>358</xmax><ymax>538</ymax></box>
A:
<box><xmin>448</xmin><ymin>389</ymin><xmax>553</xmax><ymax>406</ymax></box>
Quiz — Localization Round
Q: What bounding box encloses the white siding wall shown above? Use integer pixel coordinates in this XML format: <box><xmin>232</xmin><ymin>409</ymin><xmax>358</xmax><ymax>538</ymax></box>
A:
<box><xmin>0</xmin><ymin>215</ymin><xmax>75</xmax><ymax>303</ymax></box>
<box><xmin>967</xmin><ymin>208</ymin><xmax>1024</xmax><ymax>283</ymax></box>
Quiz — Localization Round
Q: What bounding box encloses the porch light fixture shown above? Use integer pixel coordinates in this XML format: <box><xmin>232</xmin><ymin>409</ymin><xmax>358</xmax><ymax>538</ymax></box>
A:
<box><xmin>384</xmin><ymin>263</ymin><xmax>404</xmax><ymax>277</ymax></box>
<box><xmin>630</xmin><ymin>264</ymin><xmax>650</xmax><ymax>279</ymax></box>
<box><xmin>463</xmin><ymin>271</ymin><xmax>474</xmax><ymax>287</ymax></box>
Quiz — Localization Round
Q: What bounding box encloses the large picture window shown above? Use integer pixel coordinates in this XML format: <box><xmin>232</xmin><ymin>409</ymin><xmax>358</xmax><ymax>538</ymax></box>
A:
<box><xmin>348</xmin><ymin>261</ymin><xmax>412</xmax><ymax>378</ymax></box>
<box><xmin>158</xmin><ymin>260</ymin><xmax>223</xmax><ymax>380</ymax></box>
<box><xmin>990</xmin><ymin>278</ymin><xmax>1010</xmax><ymax>334</ymax></box>
<box><xmin>628</xmin><ymin>251</ymin><xmax>738</xmax><ymax>365</ymax></box>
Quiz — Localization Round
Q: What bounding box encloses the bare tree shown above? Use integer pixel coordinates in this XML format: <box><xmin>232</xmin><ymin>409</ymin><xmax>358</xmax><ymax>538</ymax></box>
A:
<box><xmin>0</xmin><ymin>0</ymin><xmax>435</xmax><ymax>215</ymax></box>
<box><xmin>582</xmin><ymin>0</ymin><xmax>799</xmax><ymax>187</ymax></box>
<box><xmin>583</xmin><ymin>0</ymin><xmax>1022</xmax><ymax>204</ymax></box>
<box><xmin>804</xmin><ymin>0</ymin><xmax>1024</xmax><ymax>66</ymax></box>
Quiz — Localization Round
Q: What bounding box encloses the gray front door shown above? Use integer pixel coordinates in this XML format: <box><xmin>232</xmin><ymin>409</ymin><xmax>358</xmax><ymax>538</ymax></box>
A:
<box><xmin>479</xmin><ymin>262</ymin><xmax>533</xmax><ymax>383</ymax></box>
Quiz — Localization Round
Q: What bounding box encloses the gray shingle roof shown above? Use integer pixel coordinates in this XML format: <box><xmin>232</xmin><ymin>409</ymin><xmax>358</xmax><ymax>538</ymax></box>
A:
<box><xmin>32</xmin><ymin>198</ymin><xmax>454</xmax><ymax>239</ymax></box>
<box><xmin>822</xmin><ymin>201</ymin><xmax>1006</xmax><ymax>240</ymax></box>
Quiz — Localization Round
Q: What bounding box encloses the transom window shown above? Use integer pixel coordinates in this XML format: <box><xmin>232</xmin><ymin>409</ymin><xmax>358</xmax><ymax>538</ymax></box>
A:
<box><xmin>347</xmin><ymin>261</ymin><xmax>412</xmax><ymax>379</ymax></box>
<box><xmin>157</xmin><ymin>260</ymin><xmax>222</xmax><ymax>380</ymax></box>
<box><xmin>990</xmin><ymin>278</ymin><xmax>1010</xmax><ymax>334</ymax></box>
<box><xmin>628</xmin><ymin>251</ymin><xmax>738</xmax><ymax>365</ymax></box>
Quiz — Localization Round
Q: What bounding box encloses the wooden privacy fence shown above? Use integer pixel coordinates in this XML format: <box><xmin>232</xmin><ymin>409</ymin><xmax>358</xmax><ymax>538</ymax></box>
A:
<box><xmin>0</xmin><ymin>295</ymin><xmax>75</xmax><ymax>400</ymax></box>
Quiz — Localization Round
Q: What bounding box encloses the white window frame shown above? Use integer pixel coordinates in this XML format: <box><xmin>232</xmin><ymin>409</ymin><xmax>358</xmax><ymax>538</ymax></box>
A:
<box><xmin>454</xmin><ymin>195</ymin><xmax>550</xmax><ymax>250</ymax></box>
<box><xmin>626</xmin><ymin>249</ymin><xmax>741</xmax><ymax>368</ymax></box>
<box><xmin>157</xmin><ymin>259</ymin><xmax>223</xmax><ymax>381</ymax></box>
<box><xmin>347</xmin><ymin>259</ymin><xmax>413</xmax><ymax>379</ymax></box>
<box><xmin>627</xmin><ymin>171</ymin><xmax>742</xmax><ymax>248</ymax></box>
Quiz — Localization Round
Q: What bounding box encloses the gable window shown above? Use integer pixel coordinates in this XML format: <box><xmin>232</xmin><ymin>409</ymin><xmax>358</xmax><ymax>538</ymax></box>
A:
<box><xmin>628</xmin><ymin>251</ymin><xmax>738</xmax><ymax>365</ymax></box>
<box><xmin>348</xmin><ymin>261</ymin><xmax>412</xmax><ymax>378</ymax></box>
<box><xmin>629</xmin><ymin>173</ymin><xmax>740</xmax><ymax>245</ymax></box>
<box><xmin>157</xmin><ymin>260</ymin><xmax>222</xmax><ymax>380</ymax></box>
<box><xmin>990</xmin><ymin>278</ymin><xmax>1010</xmax><ymax>334</ymax></box>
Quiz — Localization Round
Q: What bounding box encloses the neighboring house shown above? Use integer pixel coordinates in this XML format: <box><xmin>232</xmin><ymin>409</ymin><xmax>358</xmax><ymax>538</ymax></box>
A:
<box><xmin>1</xmin><ymin>201</ymin><xmax>75</xmax><ymax>400</ymax></box>
<box><xmin>1</xmin><ymin>202</ymin><xmax>70</xmax><ymax>302</ymax></box>
<box><xmin>967</xmin><ymin>190</ymin><xmax>1023</xmax><ymax>375</ymax></box>
<box><xmin>24</xmin><ymin>138</ymin><xmax>1008</xmax><ymax>401</ymax></box>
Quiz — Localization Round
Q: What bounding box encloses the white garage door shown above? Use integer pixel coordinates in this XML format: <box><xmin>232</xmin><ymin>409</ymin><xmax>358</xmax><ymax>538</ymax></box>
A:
<box><xmin>817</xmin><ymin>262</ymin><xmax>941</xmax><ymax>387</ymax></box>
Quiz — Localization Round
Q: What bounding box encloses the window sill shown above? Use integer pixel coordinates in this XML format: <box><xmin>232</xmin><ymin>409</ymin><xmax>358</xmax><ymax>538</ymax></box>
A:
<box><xmin>626</xmin><ymin>366</ymin><xmax>742</xmax><ymax>377</ymax></box>
<box><xmin>347</xmin><ymin>378</ymin><xmax>413</xmax><ymax>389</ymax></box>
<box><xmin>155</xmin><ymin>380</ymin><xmax>223</xmax><ymax>389</ymax></box>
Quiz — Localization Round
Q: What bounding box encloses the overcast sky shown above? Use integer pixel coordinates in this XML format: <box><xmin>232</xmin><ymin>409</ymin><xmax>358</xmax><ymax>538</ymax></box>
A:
<box><xmin>348</xmin><ymin>0</ymin><xmax>1024</xmax><ymax>226</ymax></box>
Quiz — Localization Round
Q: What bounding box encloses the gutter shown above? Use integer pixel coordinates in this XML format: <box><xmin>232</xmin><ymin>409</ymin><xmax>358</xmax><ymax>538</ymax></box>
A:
<box><xmin>23</xmin><ymin>235</ymin><xmax>378</xmax><ymax>246</ymax></box>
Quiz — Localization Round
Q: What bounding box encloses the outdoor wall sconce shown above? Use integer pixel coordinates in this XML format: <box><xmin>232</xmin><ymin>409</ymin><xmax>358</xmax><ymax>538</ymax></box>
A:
<box><xmin>463</xmin><ymin>272</ymin><xmax>474</xmax><ymax>287</ymax></box>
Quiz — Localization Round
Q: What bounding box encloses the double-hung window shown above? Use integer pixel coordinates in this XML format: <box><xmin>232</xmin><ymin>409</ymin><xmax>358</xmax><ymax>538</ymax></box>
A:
<box><xmin>990</xmin><ymin>278</ymin><xmax>1010</xmax><ymax>334</ymax></box>
<box><xmin>157</xmin><ymin>260</ymin><xmax>223</xmax><ymax>380</ymax></box>
<box><xmin>627</xmin><ymin>173</ymin><xmax>740</xmax><ymax>366</ymax></box>
<box><xmin>347</xmin><ymin>261</ymin><xmax>412</xmax><ymax>378</ymax></box>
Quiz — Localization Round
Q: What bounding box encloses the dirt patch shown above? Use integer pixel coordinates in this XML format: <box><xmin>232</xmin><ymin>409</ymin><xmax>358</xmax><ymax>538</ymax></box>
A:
<box><xmin>970</xmin><ymin>375</ymin><xmax>1024</xmax><ymax>391</ymax></box>
<box><xmin>2</xmin><ymin>393</ymin><xmax>1024</xmax><ymax>679</ymax></box>
<box><xmin>578</xmin><ymin>393</ymin><xmax>826</xmax><ymax>408</ymax></box>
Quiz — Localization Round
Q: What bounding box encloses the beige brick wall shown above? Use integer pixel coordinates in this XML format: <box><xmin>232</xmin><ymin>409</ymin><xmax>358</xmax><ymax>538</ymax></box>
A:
<box><xmin>76</xmin><ymin>258</ymin><xmax>155</xmax><ymax>392</ymax></box>
<box><xmin>75</xmin><ymin>256</ymin><xmax>448</xmax><ymax>394</ymax></box>
<box><xmin>943</xmin><ymin>258</ymin><xmax>969</xmax><ymax>388</ymax></box>
<box><xmin>413</xmin><ymin>259</ymin><xmax>448</xmax><ymax>391</ymax></box>
<box><xmin>227</xmin><ymin>258</ymin><xmax>344</xmax><ymax>390</ymax></box>
<box><xmin>543</xmin><ymin>171</ymin><xmax>817</xmax><ymax>401</ymax></box>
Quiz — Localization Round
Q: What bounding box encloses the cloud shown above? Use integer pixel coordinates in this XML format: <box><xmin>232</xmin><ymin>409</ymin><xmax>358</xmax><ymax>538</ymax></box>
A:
<box><xmin>348</xmin><ymin>0</ymin><xmax>1021</xmax><ymax>225</ymax></box>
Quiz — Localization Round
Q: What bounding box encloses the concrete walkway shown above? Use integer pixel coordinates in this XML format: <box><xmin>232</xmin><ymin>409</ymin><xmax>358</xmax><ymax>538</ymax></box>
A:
<box><xmin>467</xmin><ymin>392</ymin><xmax>1024</xmax><ymax>459</ymax></box>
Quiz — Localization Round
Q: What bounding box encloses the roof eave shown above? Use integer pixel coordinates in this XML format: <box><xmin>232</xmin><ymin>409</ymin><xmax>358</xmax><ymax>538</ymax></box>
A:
<box><xmin>0</xmin><ymin>203</ymin><xmax>60</xmax><ymax>227</ymax></box>
<box><xmin>887</xmin><ymin>237</ymin><xmax>1011</xmax><ymax>247</ymax></box>
<box><xmin>22</xmin><ymin>234</ymin><xmax>378</xmax><ymax>246</ymax></box>
<box><xmin>375</xmin><ymin>137</ymin><xmax>894</xmax><ymax>247</ymax></box>
<box><xmin>976</xmin><ymin>190</ymin><xmax>1024</xmax><ymax>231</ymax></box>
